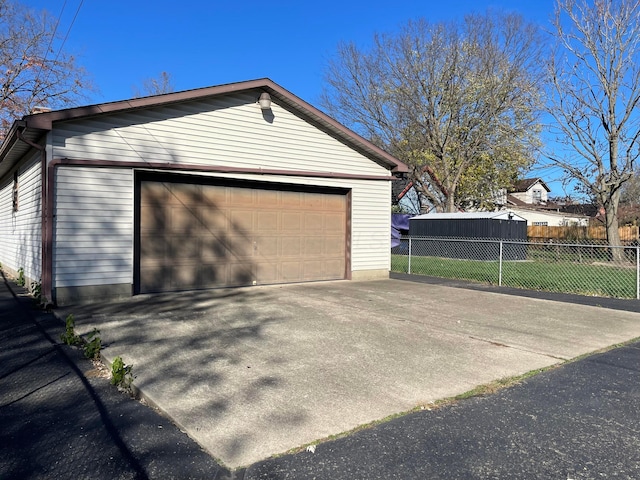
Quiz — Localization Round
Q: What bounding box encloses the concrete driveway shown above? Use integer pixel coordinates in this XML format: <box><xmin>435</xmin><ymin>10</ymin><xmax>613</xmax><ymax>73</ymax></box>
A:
<box><xmin>60</xmin><ymin>279</ymin><xmax>640</xmax><ymax>469</ymax></box>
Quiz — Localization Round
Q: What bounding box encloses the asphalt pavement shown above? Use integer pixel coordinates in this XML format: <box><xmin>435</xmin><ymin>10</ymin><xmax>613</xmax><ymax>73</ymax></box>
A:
<box><xmin>0</xmin><ymin>271</ymin><xmax>230</xmax><ymax>480</ymax></box>
<box><xmin>2</xmin><ymin>270</ymin><xmax>640</xmax><ymax>479</ymax></box>
<box><xmin>243</xmin><ymin>340</ymin><xmax>640</xmax><ymax>479</ymax></box>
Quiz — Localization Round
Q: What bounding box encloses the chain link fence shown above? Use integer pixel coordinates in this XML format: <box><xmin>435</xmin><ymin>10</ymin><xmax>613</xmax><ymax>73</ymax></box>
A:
<box><xmin>392</xmin><ymin>236</ymin><xmax>640</xmax><ymax>299</ymax></box>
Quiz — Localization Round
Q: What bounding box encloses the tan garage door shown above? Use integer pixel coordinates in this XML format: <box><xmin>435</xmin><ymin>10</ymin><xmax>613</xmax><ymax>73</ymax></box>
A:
<box><xmin>138</xmin><ymin>180</ymin><xmax>348</xmax><ymax>293</ymax></box>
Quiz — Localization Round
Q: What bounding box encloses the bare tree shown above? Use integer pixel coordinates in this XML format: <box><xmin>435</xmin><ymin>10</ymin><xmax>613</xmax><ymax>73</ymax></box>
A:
<box><xmin>321</xmin><ymin>12</ymin><xmax>543</xmax><ymax>212</ymax></box>
<box><xmin>547</xmin><ymin>0</ymin><xmax>640</xmax><ymax>259</ymax></box>
<box><xmin>620</xmin><ymin>168</ymin><xmax>640</xmax><ymax>206</ymax></box>
<box><xmin>0</xmin><ymin>0</ymin><xmax>90</xmax><ymax>139</ymax></box>
<box><xmin>133</xmin><ymin>71</ymin><xmax>175</xmax><ymax>97</ymax></box>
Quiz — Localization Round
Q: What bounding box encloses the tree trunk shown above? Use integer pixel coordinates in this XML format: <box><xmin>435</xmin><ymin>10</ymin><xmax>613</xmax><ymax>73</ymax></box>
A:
<box><xmin>604</xmin><ymin>191</ymin><xmax>624</xmax><ymax>262</ymax></box>
<box><xmin>445</xmin><ymin>190</ymin><xmax>457</xmax><ymax>213</ymax></box>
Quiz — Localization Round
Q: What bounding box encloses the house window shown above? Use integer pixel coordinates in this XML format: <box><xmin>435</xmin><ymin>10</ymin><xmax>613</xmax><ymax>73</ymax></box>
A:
<box><xmin>532</xmin><ymin>189</ymin><xmax>542</xmax><ymax>203</ymax></box>
<box><xmin>532</xmin><ymin>221</ymin><xmax>548</xmax><ymax>226</ymax></box>
<box><xmin>12</xmin><ymin>171</ymin><xmax>18</xmax><ymax>212</ymax></box>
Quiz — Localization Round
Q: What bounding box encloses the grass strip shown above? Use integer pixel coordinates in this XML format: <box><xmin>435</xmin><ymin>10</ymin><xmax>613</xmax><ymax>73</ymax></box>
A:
<box><xmin>391</xmin><ymin>254</ymin><xmax>637</xmax><ymax>298</ymax></box>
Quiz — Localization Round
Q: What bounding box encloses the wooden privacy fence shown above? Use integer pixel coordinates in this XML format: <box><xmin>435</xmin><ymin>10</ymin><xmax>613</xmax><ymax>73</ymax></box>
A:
<box><xmin>527</xmin><ymin>225</ymin><xmax>639</xmax><ymax>244</ymax></box>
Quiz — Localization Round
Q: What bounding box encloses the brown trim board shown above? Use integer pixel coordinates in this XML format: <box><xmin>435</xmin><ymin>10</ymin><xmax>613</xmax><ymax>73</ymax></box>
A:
<box><xmin>49</xmin><ymin>158</ymin><xmax>398</xmax><ymax>181</ymax></box>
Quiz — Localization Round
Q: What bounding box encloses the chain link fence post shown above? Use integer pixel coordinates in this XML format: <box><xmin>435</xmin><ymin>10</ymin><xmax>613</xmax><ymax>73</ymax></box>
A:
<box><xmin>499</xmin><ymin>240</ymin><xmax>503</xmax><ymax>287</ymax></box>
<box><xmin>408</xmin><ymin>237</ymin><xmax>412</xmax><ymax>275</ymax></box>
<box><xmin>636</xmin><ymin>245</ymin><xmax>640</xmax><ymax>300</ymax></box>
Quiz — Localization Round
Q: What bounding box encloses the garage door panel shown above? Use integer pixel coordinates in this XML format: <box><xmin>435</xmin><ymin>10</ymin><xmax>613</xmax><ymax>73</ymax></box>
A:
<box><xmin>197</xmin><ymin>264</ymin><xmax>225</xmax><ymax>287</ymax></box>
<box><xmin>171</xmin><ymin>263</ymin><xmax>200</xmax><ymax>289</ymax></box>
<box><xmin>256</xmin><ymin>262</ymin><xmax>278</xmax><ymax>283</ymax></box>
<box><xmin>304</xmin><ymin>237</ymin><xmax>324</xmax><ymax>255</ymax></box>
<box><xmin>140</xmin><ymin>206</ymin><xmax>166</xmax><ymax>232</ymax></box>
<box><xmin>169</xmin><ymin>235</ymin><xmax>201</xmax><ymax>259</ymax></box>
<box><xmin>282</xmin><ymin>213</ymin><xmax>302</xmax><ymax>231</ymax></box>
<box><xmin>256</xmin><ymin>236</ymin><xmax>279</xmax><ymax>257</ymax></box>
<box><xmin>140</xmin><ymin>235</ymin><xmax>167</xmax><ymax>258</ymax></box>
<box><xmin>258</xmin><ymin>190</ymin><xmax>279</xmax><ymax>207</ymax></box>
<box><xmin>256</xmin><ymin>212</ymin><xmax>278</xmax><ymax>232</ymax></box>
<box><xmin>201</xmin><ymin>185</ymin><xmax>229</xmax><ymax>207</ymax></box>
<box><xmin>198</xmin><ymin>207</ymin><xmax>228</xmax><ymax>231</ymax></box>
<box><xmin>201</xmin><ymin>236</ymin><xmax>233</xmax><ymax>260</ymax></box>
<box><xmin>229</xmin><ymin>209</ymin><xmax>255</xmax><ymax>234</ymax></box>
<box><xmin>304</xmin><ymin>214</ymin><xmax>324</xmax><ymax>231</ymax></box>
<box><xmin>225</xmin><ymin>262</ymin><xmax>254</xmax><ymax>286</ymax></box>
<box><xmin>324</xmin><ymin>213</ymin><xmax>345</xmax><ymax>232</ymax></box>
<box><xmin>280</xmin><ymin>261</ymin><xmax>301</xmax><ymax>281</ymax></box>
<box><xmin>324</xmin><ymin>195</ymin><xmax>345</xmax><ymax>210</ymax></box>
<box><xmin>280</xmin><ymin>237</ymin><xmax>302</xmax><ymax>256</ymax></box>
<box><xmin>139</xmin><ymin>180</ymin><xmax>347</xmax><ymax>293</ymax></box>
<box><xmin>303</xmin><ymin>260</ymin><xmax>324</xmax><ymax>280</ymax></box>
<box><xmin>224</xmin><ymin>235</ymin><xmax>254</xmax><ymax>259</ymax></box>
<box><xmin>169</xmin><ymin>183</ymin><xmax>203</xmax><ymax>204</ymax></box>
<box><xmin>280</xmin><ymin>191</ymin><xmax>302</xmax><ymax>208</ymax></box>
<box><xmin>169</xmin><ymin>206</ymin><xmax>201</xmax><ymax>232</ymax></box>
<box><xmin>325</xmin><ymin>236</ymin><xmax>346</xmax><ymax>254</ymax></box>
<box><xmin>230</xmin><ymin>188</ymin><xmax>255</xmax><ymax>206</ymax></box>
<box><xmin>141</xmin><ymin>183</ymin><xmax>170</xmax><ymax>205</ymax></box>
<box><xmin>303</xmin><ymin>193</ymin><xmax>324</xmax><ymax>208</ymax></box>
<box><xmin>139</xmin><ymin>262</ymin><xmax>166</xmax><ymax>291</ymax></box>
<box><xmin>324</xmin><ymin>259</ymin><xmax>344</xmax><ymax>278</ymax></box>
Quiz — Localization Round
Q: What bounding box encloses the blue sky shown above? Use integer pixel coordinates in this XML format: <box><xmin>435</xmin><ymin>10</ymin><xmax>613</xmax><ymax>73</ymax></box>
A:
<box><xmin>24</xmin><ymin>0</ymin><xmax>555</xmax><ymax>105</ymax></box>
<box><xmin>23</xmin><ymin>0</ymin><xmax>565</xmax><ymax>194</ymax></box>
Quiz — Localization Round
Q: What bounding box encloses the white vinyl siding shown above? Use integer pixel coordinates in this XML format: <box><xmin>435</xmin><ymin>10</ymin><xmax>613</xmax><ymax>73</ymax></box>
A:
<box><xmin>0</xmin><ymin>151</ymin><xmax>42</xmax><ymax>282</ymax></box>
<box><xmin>53</xmin><ymin>167</ymin><xmax>133</xmax><ymax>287</ymax></box>
<box><xmin>52</xmin><ymin>92</ymin><xmax>390</xmax><ymax>178</ymax></box>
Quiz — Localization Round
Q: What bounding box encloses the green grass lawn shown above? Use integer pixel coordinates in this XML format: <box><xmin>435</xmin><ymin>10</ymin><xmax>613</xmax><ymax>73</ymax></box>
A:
<box><xmin>391</xmin><ymin>254</ymin><xmax>637</xmax><ymax>299</ymax></box>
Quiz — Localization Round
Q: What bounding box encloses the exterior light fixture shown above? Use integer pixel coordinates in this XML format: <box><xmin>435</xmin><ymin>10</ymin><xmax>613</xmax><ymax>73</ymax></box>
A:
<box><xmin>258</xmin><ymin>92</ymin><xmax>272</xmax><ymax>110</ymax></box>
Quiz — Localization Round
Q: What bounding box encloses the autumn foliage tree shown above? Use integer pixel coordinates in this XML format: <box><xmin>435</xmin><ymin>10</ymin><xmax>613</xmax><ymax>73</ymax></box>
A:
<box><xmin>321</xmin><ymin>12</ymin><xmax>544</xmax><ymax>212</ymax></box>
<box><xmin>0</xmin><ymin>0</ymin><xmax>89</xmax><ymax>140</ymax></box>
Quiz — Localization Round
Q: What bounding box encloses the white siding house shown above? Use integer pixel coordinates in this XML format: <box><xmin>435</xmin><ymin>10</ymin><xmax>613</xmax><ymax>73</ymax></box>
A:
<box><xmin>0</xmin><ymin>79</ymin><xmax>407</xmax><ymax>304</ymax></box>
<box><xmin>507</xmin><ymin>207</ymin><xmax>589</xmax><ymax>227</ymax></box>
<box><xmin>509</xmin><ymin>178</ymin><xmax>551</xmax><ymax>205</ymax></box>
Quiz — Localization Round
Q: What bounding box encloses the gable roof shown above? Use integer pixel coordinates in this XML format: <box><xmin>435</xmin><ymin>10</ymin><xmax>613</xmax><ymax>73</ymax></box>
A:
<box><xmin>0</xmin><ymin>78</ymin><xmax>408</xmax><ymax>178</ymax></box>
<box><xmin>511</xmin><ymin>178</ymin><xmax>551</xmax><ymax>193</ymax></box>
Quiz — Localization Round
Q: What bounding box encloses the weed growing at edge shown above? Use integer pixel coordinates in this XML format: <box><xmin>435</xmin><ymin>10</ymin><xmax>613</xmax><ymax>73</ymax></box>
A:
<box><xmin>60</xmin><ymin>314</ymin><xmax>102</xmax><ymax>360</ymax></box>
<box><xmin>111</xmin><ymin>356</ymin><xmax>134</xmax><ymax>393</ymax></box>
<box><xmin>60</xmin><ymin>314</ymin><xmax>81</xmax><ymax>346</ymax></box>
<box><xmin>16</xmin><ymin>267</ymin><xmax>25</xmax><ymax>287</ymax></box>
<box><xmin>83</xmin><ymin>328</ymin><xmax>102</xmax><ymax>359</ymax></box>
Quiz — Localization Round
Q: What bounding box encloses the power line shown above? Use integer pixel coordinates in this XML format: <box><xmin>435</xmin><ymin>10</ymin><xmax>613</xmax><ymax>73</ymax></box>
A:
<box><xmin>37</xmin><ymin>0</ymin><xmax>84</xmax><ymax>101</ymax></box>
<box><xmin>31</xmin><ymin>0</ymin><xmax>68</xmax><ymax>98</ymax></box>
<box><xmin>51</xmin><ymin>0</ymin><xmax>84</xmax><ymax>66</ymax></box>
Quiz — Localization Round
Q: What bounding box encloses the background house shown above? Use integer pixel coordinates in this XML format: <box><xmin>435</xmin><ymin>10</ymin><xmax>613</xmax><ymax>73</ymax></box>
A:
<box><xmin>508</xmin><ymin>178</ymin><xmax>550</xmax><ymax>205</ymax></box>
<box><xmin>0</xmin><ymin>78</ymin><xmax>407</xmax><ymax>305</ymax></box>
<box><xmin>505</xmin><ymin>178</ymin><xmax>590</xmax><ymax>226</ymax></box>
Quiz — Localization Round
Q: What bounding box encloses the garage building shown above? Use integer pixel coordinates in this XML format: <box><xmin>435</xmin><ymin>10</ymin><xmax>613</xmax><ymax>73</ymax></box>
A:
<box><xmin>0</xmin><ymin>79</ymin><xmax>407</xmax><ymax>305</ymax></box>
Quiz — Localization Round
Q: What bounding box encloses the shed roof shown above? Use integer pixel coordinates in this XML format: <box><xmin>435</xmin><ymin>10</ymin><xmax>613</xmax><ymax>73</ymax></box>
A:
<box><xmin>0</xmin><ymin>78</ymin><xmax>408</xmax><ymax>179</ymax></box>
<box><xmin>411</xmin><ymin>211</ymin><xmax>526</xmax><ymax>222</ymax></box>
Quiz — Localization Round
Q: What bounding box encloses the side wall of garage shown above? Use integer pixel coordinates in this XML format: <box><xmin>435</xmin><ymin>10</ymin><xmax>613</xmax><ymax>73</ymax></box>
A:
<box><xmin>0</xmin><ymin>150</ymin><xmax>42</xmax><ymax>286</ymax></box>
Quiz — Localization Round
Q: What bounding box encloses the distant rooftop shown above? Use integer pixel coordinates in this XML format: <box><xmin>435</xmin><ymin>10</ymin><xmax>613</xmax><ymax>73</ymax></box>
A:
<box><xmin>511</xmin><ymin>178</ymin><xmax>551</xmax><ymax>193</ymax></box>
<box><xmin>411</xmin><ymin>211</ymin><xmax>526</xmax><ymax>221</ymax></box>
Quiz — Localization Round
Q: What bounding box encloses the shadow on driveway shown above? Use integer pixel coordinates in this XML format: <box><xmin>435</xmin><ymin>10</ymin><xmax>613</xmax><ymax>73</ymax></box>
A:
<box><xmin>56</xmin><ymin>279</ymin><xmax>640</xmax><ymax>469</ymax></box>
